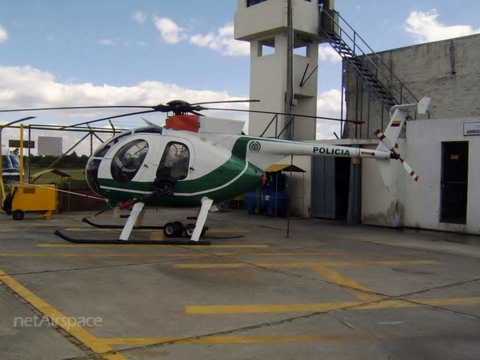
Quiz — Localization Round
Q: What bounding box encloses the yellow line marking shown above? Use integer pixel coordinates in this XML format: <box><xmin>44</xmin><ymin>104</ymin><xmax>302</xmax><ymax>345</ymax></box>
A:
<box><xmin>186</xmin><ymin>301</ymin><xmax>360</xmax><ymax>314</ymax></box>
<box><xmin>413</xmin><ymin>297</ymin><xmax>480</xmax><ymax>307</ymax></box>
<box><xmin>185</xmin><ymin>297</ymin><xmax>480</xmax><ymax>314</ymax></box>
<box><xmin>310</xmin><ymin>265</ymin><xmax>386</xmax><ymax>302</ymax></box>
<box><xmin>0</xmin><ymin>253</ymin><xmax>212</xmax><ymax>258</ymax></box>
<box><xmin>174</xmin><ymin>260</ymin><xmax>438</xmax><ymax>268</ymax></box>
<box><xmin>229</xmin><ymin>252</ymin><xmax>340</xmax><ymax>257</ymax></box>
<box><xmin>0</xmin><ymin>223</ymin><xmax>59</xmax><ymax>227</ymax></box>
<box><xmin>37</xmin><ymin>244</ymin><xmax>269</xmax><ymax>249</ymax></box>
<box><xmin>0</xmin><ymin>270</ymin><xmax>127</xmax><ymax>360</ymax></box>
<box><xmin>103</xmin><ymin>333</ymin><xmax>374</xmax><ymax>345</ymax></box>
<box><xmin>0</xmin><ymin>252</ymin><xmax>337</xmax><ymax>258</ymax></box>
<box><xmin>102</xmin><ymin>327</ymin><xmax>480</xmax><ymax>346</ymax></box>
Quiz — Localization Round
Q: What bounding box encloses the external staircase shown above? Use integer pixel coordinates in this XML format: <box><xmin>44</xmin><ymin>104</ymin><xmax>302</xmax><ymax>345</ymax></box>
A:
<box><xmin>319</xmin><ymin>7</ymin><xmax>418</xmax><ymax>110</ymax></box>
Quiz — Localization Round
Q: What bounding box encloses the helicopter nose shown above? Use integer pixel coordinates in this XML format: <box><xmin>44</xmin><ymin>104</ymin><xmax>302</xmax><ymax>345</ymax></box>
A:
<box><xmin>86</xmin><ymin>158</ymin><xmax>102</xmax><ymax>197</ymax></box>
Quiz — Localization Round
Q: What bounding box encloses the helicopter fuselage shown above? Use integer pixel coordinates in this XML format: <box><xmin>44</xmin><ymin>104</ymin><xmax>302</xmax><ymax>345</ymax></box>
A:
<box><xmin>86</xmin><ymin>127</ymin><xmax>265</xmax><ymax>207</ymax></box>
<box><xmin>85</xmin><ymin>115</ymin><xmax>391</xmax><ymax>208</ymax></box>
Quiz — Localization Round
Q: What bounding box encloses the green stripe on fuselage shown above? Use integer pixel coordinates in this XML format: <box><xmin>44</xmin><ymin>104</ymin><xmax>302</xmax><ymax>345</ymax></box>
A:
<box><xmin>97</xmin><ymin>137</ymin><xmax>262</xmax><ymax>207</ymax></box>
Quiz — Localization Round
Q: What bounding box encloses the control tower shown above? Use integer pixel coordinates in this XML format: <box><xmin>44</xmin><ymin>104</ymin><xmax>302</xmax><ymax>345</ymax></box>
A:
<box><xmin>234</xmin><ymin>0</ymin><xmax>335</xmax><ymax>140</ymax></box>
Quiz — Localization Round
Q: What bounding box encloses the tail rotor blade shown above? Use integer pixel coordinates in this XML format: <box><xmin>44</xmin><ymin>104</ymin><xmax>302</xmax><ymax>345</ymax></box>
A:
<box><xmin>375</xmin><ymin>129</ymin><xmax>418</xmax><ymax>182</ymax></box>
<box><xmin>398</xmin><ymin>156</ymin><xmax>419</xmax><ymax>182</ymax></box>
<box><xmin>374</xmin><ymin>129</ymin><xmax>397</xmax><ymax>150</ymax></box>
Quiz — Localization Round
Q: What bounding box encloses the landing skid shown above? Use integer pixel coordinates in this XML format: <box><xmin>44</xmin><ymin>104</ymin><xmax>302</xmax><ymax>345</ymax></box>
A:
<box><xmin>54</xmin><ymin>197</ymin><xmax>215</xmax><ymax>245</ymax></box>
<box><xmin>82</xmin><ymin>217</ymin><xmax>164</xmax><ymax>230</ymax></box>
<box><xmin>54</xmin><ymin>230</ymin><xmax>210</xmax><ymax>245</ymax></box>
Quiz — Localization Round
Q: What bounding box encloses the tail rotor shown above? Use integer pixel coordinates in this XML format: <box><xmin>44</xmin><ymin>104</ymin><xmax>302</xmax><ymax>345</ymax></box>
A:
<box><xmin>374</xmin><ymin>129</ymin><xmax>419</xmax><ymax>182</ymax></box>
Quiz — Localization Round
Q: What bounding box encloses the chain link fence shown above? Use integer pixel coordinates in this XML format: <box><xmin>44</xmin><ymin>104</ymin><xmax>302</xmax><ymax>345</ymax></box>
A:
<box><xmin>1</xmin><ymin>124</ymin><xmax>120</xmax><ymax>211</ymax></box>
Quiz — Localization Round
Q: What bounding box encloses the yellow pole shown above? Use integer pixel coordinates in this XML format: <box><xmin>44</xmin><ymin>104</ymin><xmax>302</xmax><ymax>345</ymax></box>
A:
<box><xmin>0</xmin><ymin>175</ymin><xmax>4</xmax><ymax>207</ymax></box>
<box><xmin>0</xmin><ymin>126</ymin><xmax>4</xmax><ymax>203</ymax></box>
<box><xmin>19</xmin><ymin>125</ymin><xmax>24</xmax><ymax>184</ymax></box>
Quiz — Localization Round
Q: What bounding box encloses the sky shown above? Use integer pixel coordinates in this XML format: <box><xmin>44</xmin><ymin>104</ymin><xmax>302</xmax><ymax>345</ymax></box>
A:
<box><xmin>1</xmin><ymin>0</ymin><xmax>479</xmax><ymax>145</ymax></box>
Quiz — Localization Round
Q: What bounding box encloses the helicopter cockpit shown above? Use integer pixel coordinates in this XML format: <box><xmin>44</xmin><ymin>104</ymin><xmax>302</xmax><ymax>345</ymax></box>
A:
<box><xmin>86</xmin><ymin>127</ymin><xmax>192</xmax><ymax>198</ymax></box>
<box><xmin>86</xmin><ymin>127</ymin><xmax>163</xmax><ymax>196</ymax></box>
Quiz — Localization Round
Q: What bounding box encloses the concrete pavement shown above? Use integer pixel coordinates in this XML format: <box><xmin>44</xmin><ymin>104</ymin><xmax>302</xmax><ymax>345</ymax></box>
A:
<box><xmin>0</xmin><ymin>208</ymin><xmax>479</xmax><ymax>359</ymax></box>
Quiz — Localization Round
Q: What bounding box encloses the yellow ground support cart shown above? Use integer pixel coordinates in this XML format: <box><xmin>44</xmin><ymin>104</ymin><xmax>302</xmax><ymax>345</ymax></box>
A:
<box><xmin>7</xmin><ymin>184</ymin><xmax>58</xmax><ymax>220</ymax></box>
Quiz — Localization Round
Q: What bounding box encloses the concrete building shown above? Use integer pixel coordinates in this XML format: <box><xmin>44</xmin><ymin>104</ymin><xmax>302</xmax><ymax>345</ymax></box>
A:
<box><xmin>345</xmin><ymin>34</ymin><xmax>480</xmax><ymax>235</ymax></box>
<box><xmin>234</xmin><ymin>1</ymin><xmax>480</xmax><ymax>235</ymax></box>
<box><xmin>234</xmin><ymin>0</ymin><xmax>335</xmax><ymax>216</ymax></box>
<box><xmin>343</xmin><ymin>33</ymin><xmax>480</xmax><ymax>139</ymax></box>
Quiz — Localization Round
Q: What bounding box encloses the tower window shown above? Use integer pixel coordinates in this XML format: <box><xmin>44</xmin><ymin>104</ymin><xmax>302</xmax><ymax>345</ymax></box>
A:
<box><xmin>258</xmin><ymin>38</ymin><xmax>275</xmax><ymax>57</ymax></box>
<box><xmin>247</xmin><ymin>0</ymin><xmax>267</xmax><ymax>7</ymax></box>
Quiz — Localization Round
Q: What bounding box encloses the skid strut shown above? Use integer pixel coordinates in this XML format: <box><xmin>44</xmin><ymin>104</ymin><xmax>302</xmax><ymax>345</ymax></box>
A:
<box><xmin>54</xmin><ymin>198</ymin><xmax>215</xmax><ymax>245</ymax></box>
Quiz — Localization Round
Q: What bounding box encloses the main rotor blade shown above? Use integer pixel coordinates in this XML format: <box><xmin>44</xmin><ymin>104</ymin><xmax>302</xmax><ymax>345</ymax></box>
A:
<box><xmin>203</xmin><ymin>107</ymin><xmax>365</xmax><ymax>124</ymax></box>
<box><xmin>0</xmin><ymin>105</ymin><xmax>154</xmax><ymax>113</ymax></box>
<box><xmin>191</xmin><ymin>99</ymin><xmax>260</xmax><ymax>106</ymax></box>
<box><xmin>64</xmin><ymin>110</ymin><xmax>158</xmax><ymax>129</ymax></box>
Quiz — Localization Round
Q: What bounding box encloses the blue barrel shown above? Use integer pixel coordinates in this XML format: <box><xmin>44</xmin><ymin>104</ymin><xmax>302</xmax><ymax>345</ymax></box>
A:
<box><xmin>244</xmin><ymin>188</ymin><xmax>263</xmax><ymax>214</ymax></box>
<box><xmin>265</xmin><ymin>191</ymin><xmax>288</xmax><ymax>217</ymax></box>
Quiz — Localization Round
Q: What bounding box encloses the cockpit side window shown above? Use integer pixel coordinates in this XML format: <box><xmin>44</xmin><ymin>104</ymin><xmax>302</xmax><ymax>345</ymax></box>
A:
<box><xmin>111</xmin><ymin>139</ymin><xmax>149</xmax><ymax>182</ymax></box>
<box><xmin>156</xmin><ymin>142</ymin><xmax>190</xmax><ymax>181</ymax></box>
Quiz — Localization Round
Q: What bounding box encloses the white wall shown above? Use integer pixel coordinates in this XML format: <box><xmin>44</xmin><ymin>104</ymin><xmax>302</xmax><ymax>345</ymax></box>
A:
<box><xmin>362</xmin><ymin>117</ymin><xmax>480</xmax><ymax>235</ymax></box>
<box><xmin>405</xmin><ymin>117</ymin><xmax>480</xmax><ymax>234</ymax></box>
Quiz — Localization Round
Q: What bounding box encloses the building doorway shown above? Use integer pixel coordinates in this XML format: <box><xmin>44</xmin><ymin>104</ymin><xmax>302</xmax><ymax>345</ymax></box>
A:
<box><xmin>311</xmin><ymin>157</ymin><xmax>351</xmax><ymax>219</ymax></box>
<box><xmin>440</xmin><ymin>141</ymin><xmax>469</xmax><ymax>224</ymax></box>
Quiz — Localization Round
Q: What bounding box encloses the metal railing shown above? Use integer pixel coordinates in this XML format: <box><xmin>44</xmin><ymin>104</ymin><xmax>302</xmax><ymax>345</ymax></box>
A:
<box><xmin>319</xmin><ymin>7</ymin><xmax>419</xmax><ymax>108</ymax></box>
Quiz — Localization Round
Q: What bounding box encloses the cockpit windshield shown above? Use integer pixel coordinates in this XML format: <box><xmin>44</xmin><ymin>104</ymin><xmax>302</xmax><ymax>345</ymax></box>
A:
<box><xmin>93</xmin><ymin>132</ymin><xmax>130</xmax><ymax>158</ymax></box>
<box><xmin>111</xmin><ymin>139</ymin><xmax>149</xmax><ymax>182</ymax></box>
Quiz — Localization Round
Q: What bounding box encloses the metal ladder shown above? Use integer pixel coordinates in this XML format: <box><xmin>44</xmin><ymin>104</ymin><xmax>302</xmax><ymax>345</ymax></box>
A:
<box><xmin>319</xmin><ymin>7</ymin><xmax>418</xmax><ymax>110</ymax></box>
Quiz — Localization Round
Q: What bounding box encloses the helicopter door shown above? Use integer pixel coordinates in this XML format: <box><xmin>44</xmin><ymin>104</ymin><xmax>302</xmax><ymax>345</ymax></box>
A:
<box><xmin>156</xmin><ymin>142</ymin><xmax>192</xmax><ymax>182</ymax></box>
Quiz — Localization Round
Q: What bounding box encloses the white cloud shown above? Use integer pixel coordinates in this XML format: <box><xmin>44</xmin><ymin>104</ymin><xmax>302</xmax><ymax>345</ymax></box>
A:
<box><xmin>99</xmin><ymin>39</ymin><xmax>146</xmax><ymax>48</ymax></box>
<box><xmin>405</xmin><ymin>9</ymin><xmax>480</xmax><ymax>43</ymax></box>
<box><xmin>153</xmin><ymin>17</ymin><xmax>187</xmax><ymax>44</ymax></box>
<box><xmin>316</xmin><ymin>89</ymin><xmax>344</xmax><ymax>139</ymax></box>
<box><xmin>150</xmin><ymin>17</ymin><xmax>249</xmax><ymax>56</ymax></box>
<box><xmin>0</xmin><ymin>25</ymin><xmax>9</xmax><ymax>43</ymax></box>
<box><xmin>0</xmin><ymin>65</ymin><xmax>248</xmax><ymax>126</ymax></box>
<box><xmin>99</xmin><ymin>39</ymin><xmax>117</xmax><ymax>46</ymax></box>
<box><xmin>190</xmin><ymin>24</ymin><xmax>249</xmax><ymax>56</ymax></box>
<box><xmin>318</xmin><ymin>44</ymin><xmax>341</xmax><ymax>63</ymax></box>
<box><xmin>46</xmin><ymin>35</ymin><xmax>55</xmax><ymax>42</ymax></box>
<box><xmin>132</xmin><ymin>10</ymin><xmax>147</xmax><ymax>25</ymax></box>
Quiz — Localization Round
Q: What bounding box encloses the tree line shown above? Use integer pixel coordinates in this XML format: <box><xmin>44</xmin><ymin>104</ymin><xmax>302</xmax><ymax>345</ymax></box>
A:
<box><xmin>28</xmin><ymin>152</ymin><xmax>89</xmax><ymax>169</ymax></box>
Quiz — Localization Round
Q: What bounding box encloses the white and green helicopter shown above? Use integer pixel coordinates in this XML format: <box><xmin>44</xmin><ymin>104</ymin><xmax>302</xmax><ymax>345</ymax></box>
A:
<box><xmin>1</xmin><ymin>97</ymin><xmax>430</xmax><ymax>244</ymax></box>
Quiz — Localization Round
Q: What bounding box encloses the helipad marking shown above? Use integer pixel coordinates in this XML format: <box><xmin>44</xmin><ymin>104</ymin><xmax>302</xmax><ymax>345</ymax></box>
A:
<box><xmin>102</xmin><ymin>333</ymin><xmax>374</xmax><ymax>345</ymax></box>
<box><xmin>0</xmin><ymin>270</ymin><xmax>127</xmax><ymax>360</ymax></box>
<box><xmin>0</xmin><ymin>252</ymin><xmax>337</xmax><ymax>258</ymax></box>
<box><xmin>0</xmin><ymin>253</ymin><xmax>212</xmax><ymax>258</ymax></box>
<box><xmin>310</xmin><ymin>265</ymin><xmax>387</xmax><ymax>302</ymax></box>
<box><xmin>102</xmin><ymin>329</ymin><xmax>480</xmax><ymax>346</ymax></box>
<box><xmin>185</xmin><ymin>297</ymin><xmax>480</xmax><ymax>314</ymax></box>
<box><xmin>173</xmin><ymin>260</ymin><xmax>438</xmax><ymax>268</ymax></box>
<box><xmin>176</xmin><ymin>260</ymin><xmax>438</xmax><ymax>304</ymax></box>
